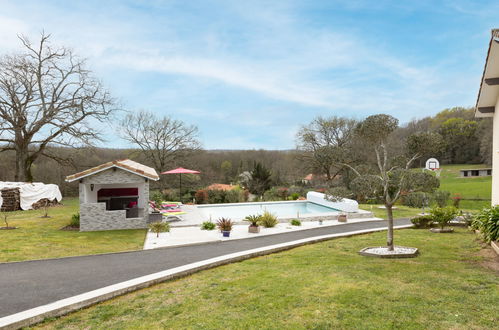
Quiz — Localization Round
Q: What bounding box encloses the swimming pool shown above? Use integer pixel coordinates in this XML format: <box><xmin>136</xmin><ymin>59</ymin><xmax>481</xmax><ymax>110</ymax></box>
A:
<box><xmin>198</xmin><ymin>201</ymin><xmax>339</xmax><ymax>220</ymax></box>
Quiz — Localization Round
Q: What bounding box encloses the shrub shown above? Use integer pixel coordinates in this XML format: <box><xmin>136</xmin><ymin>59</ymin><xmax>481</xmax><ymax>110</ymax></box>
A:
<box><xmin>244</xmin><ymin>214</ymin><xmax>261</xmax><ymax>226</ymax></box>
<box><xmin>259</xmin><ymin>211</ymin><xmax>278</xmax><ymax>228</ymax></box>
<box><xmin>403</xmin><ymin>192</ymin><xmax>430</xmax><ymax>208</ymax></box>
<box><xmin>430</xmin><ymin>206</ymin><xmax>458</xmax><ymax>230</ymax></box>
<box><xmin>149</xmin><ymin>221</ymin><xmax>170</xmax><ymax>237</ymax></box>
<box><xmin>70</xmin><ymin>213</ymin><xmax>80</xmax><ymax>227</ymax></box>
<box><xmin>207</xmin><ymin>189</ymin><xmax>227</xmax><ymax>204</ymax></box>
<box><xmin>451</xmin><ymin>193</ymin><xmax>462</xmax><ymax>208</ymax></box>
<box><xmin>472</xmin><ymin>206</ymin><xmax>499</xmax><ymax>243</ymax></box>
<box><xmin>216</xmin><ymin>217</ymin><xmax>234</xmax><ymax>232</ymax></box>
<box><xmin>195</xmin><ymin>190</ymin><xmax>208</xmax><ymax>204</ymax></box>
<box><xmin>150</xmin><ymin>191</ymin><xmax>164</xmax><ymax>208</ymax></box>
<box><xmin>201</xmin><ymin>221</ymin><xmax>216</xmax><ymax>230</ymax></box>
<box><xmin>225</xmin><ymin>189</ymin><xmax>242</xmax><ymax>203</ymax></box>
<box><xmin>263</xmin><ymin>187</ymin><xmax>282</xmax><ymax>201</ymax></box>
<box><xmin>162</xmin><ymin>189</ymin><xmax>180</xmax><ymax>202</ymax></box>
<box><xmin>410</xmin><ymin>215</ymin><xmax>433</xmax><ymax>228</ymax></box>
<box><xmin>433</xmin><ymin>190</ymin><xmax>450</xmax><ymax>207</ymax></box>
<box><xmin>290</xmin><ymin>219</ymin><xmax>301</xmax><ymax>226</ymax></box>
<box><xmin>289</xmin><ymin>192</ymin><xmax>300</xmax><ymax>200</ymax></box>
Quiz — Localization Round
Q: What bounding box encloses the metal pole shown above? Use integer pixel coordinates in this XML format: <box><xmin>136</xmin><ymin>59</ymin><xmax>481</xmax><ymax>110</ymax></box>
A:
<box><xmin>179</xmin><ymin>174</ymin><xmax>182</xmax><ymax>202</ymax></box>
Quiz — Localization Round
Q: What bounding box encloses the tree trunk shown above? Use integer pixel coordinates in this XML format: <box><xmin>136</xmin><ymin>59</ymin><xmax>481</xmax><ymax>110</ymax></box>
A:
<box><xmin>386</xmin><ymin>204</ymin><xmax>394</xmax><ymax>251</ymax></box>
<box><xmin>14</xmin><ymin>144</ymin><xmax>34</xmax><ymax>182</ymax></box>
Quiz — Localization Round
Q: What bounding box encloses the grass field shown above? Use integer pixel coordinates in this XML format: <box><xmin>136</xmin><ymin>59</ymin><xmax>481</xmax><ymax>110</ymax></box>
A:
<box><xmin>0</xmin><ymin>198</ymin><xmax>146</xmax><ymax>263</ymax></box>
<box><xmin>438</xmin><ymin>164</ymin><xmax>491</xmax><ymax>199</ymax></box>
<box><xmin>34</xmin><ymin>228</ymin><xmax>499</xmax><ymax>329</ymax></box>
<box><xmin>361</xmin><ymin>164</ymin><xmax>493</xmax><ymax>217</ymax></box>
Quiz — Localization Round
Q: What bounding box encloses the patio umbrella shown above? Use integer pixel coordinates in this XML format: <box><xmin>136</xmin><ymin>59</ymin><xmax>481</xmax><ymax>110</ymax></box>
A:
<box><xmin>161</xmin><ymin>167</ymin><xmax>201</xmax><ymax>202</ymax></box>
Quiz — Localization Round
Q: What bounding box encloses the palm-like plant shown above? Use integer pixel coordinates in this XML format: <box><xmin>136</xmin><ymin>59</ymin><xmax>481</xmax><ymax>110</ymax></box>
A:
<box><xmin>149</xmin><ymin>221</ymin><xmax>170</xmax><ymax>237</ymax></box>
<box><xmin>216</xmin><ymin>217</ymin><xmax>234</xmax><ymax>232</ymax></box>
<box><xmin>244</xmin><ymin>214</ymin><xmax>261</xmax><ymax>227</ymax></box>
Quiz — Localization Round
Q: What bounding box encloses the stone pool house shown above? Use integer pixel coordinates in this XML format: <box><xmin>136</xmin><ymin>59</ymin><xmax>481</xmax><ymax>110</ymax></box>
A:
<box><xmin>66</xmin><ymin>159</ymin><xmax>159</xmax><ymax>231</ymax></box>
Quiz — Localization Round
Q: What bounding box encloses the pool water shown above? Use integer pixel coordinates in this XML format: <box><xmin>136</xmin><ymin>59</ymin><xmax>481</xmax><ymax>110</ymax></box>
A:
<box><xmin>198</xmin><ymin>201</ymin><xmax>339</xmax><ymax>220</ymax></box>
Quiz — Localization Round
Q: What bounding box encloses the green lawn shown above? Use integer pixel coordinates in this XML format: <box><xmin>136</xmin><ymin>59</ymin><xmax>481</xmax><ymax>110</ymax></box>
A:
<box><xmin>359</xmin><ymin>204</ymin><xmax>422</xmax><ymax>219</ymax></box>
<box><xmin>34</xmin><ymin>228</ymin><xmax>499</xmax><ymax>329</ymax></box>
<box><xmin>0</xmin><ymin>198</ymin><xmax>146</xmax><ymax>262</ymax></box>
<box><xmin>438</xmin><ymin>164</ymin><xmax>491</xmax><ymax>200</ymax></box>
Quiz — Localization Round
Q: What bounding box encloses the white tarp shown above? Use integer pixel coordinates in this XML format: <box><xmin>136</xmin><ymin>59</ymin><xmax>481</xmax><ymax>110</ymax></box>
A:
<box><xmin>306</xmin><ymin>191</ymin><xmax>359</xmax><ymax>213</ymax></box>
<box><xmin>0</xmin><ymin>182</ymin><xmax>63</xmax><ymax>210</ymax></box>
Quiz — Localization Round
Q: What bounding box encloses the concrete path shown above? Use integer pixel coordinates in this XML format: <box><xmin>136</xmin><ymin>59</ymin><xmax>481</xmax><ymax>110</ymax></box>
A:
<box><xmin>0</xmin><ymin>218</ymin><xmax>411</xmax><ymax>318</ymax></box>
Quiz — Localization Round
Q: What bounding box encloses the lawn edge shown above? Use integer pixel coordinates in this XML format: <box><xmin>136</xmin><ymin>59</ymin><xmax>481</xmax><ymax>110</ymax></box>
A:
<box><xmin>0</xmin><ymin>224</ymin><xmax>412</xmax><ymax>329</ymax></box>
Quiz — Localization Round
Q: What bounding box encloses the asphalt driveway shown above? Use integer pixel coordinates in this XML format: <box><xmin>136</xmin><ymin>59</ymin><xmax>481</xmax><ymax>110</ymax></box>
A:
<box><xmin>0</xmin><ymin>218</ymin><xmax>411</xmax><ymax>317</ymax></box>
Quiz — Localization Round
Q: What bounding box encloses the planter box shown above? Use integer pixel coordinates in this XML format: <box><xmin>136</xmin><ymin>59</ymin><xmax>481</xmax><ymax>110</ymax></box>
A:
<box><xmin>248</xmin><ymin>225</ymin><xmax>260</xmax><ymax>233</ymax></box>
<box><xmin>338</xmin><ymin>214</ymin><xmax>347</xmax><ymax>222</ymax></box>
<box><xmin>148</xmin><ymin>213</ymin><xmax>163</xmax><ymax>223</ymax></box>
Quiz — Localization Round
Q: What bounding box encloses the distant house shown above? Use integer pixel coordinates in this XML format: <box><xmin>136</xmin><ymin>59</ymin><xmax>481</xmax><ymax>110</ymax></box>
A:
<box><xmin>301</xmin><ymin>173</ymin><xmax>334</xmax><ymax>184</ymax></box>
<box><xmin>475</xmin><ymin>28</ymin><xmax>499</xmax><ymax>205</ymax></box>
<box><xmin>460</xmin><ymin>168</ymin><xmax>492</xmax><ymax>177</ymax></box>
<box><xmin>205</xmin><ymin>183</ymin><xmax>237</xmax><ymax>191</ymax></box>
<box><xmin>65</xmin><ymin>159</ymin><xmax>159</xmax><ymax>231</ymax></box>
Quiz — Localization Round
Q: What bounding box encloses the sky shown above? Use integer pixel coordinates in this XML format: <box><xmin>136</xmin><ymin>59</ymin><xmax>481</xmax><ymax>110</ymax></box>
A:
<box><xmin>0</xmin><ymin>0</ymin><xmax>498</xmax><ymax>149</ymax></box>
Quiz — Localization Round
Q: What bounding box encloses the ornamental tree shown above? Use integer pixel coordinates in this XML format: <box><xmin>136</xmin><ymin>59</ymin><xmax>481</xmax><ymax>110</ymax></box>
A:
<box><xmin>328</xmin><ymin>114</ymin><xmax>440</xmax><ymax>251</ymax></box>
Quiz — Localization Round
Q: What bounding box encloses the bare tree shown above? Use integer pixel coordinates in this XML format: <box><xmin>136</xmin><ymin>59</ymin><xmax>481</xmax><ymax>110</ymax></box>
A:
<box><xmin>119</xmin><ymin>110</ymin><xmax>201</xmax><ymax>173</ymax></box>
<box><xmin>0</xmin><ymin>33</ymin><xmax>115</xmax><ymax>181</ymax></box>
<box><xmin>296</xmin><ymin>116</ymin><xmax>357</xmax><ymax>181</ymax></box>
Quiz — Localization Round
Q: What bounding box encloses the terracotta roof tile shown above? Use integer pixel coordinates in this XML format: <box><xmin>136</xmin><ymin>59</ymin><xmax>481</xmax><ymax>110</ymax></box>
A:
<box><xmin>65</xmin><ymin>159</ymin><xmax>159</xmax><ymax>182</ymax></box>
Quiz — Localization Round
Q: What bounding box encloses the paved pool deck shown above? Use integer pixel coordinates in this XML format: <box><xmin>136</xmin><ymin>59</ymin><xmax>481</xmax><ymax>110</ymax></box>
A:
<box><xmin>145</xmin><ymin>217</ymin><xmax>382</xmax><ymax>249</ymax></box>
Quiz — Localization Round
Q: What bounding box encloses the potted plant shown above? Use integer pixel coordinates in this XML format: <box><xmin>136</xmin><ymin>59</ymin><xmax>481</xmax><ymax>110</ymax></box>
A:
<box><xmin>217</xmin><ymin>217</ymin><xmax>234</xmax><ymax>237</ymax></box>
<box><xmin>338</xmin><ymin>213</ymin><xmax>347</xmax><ymax>223</ymax></box>
<box><xmin>429</xmin><ymin>206</ymin><xmax>458</xmax><ymax>233</ymax></box>
<box><xmin>244</xmin><ymin>214</ymin><xmax>261</xmax><ymax>233</ymax></box>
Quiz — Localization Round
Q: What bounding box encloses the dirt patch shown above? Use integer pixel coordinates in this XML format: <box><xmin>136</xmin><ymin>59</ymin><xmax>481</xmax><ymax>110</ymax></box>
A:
<box><xmin>0</xmin><ymin>226</ymin><xmax>18</xmax><ymax>230</ymax></box>
<box><xmin>60</xmin><ymin>225</ymin><xmax>79</xmax><ymax>231</ymax></box>
<box><xmin>476</xmin><ymin>245</ymin><xmax>499</xmax><ymax>274</ymax></box>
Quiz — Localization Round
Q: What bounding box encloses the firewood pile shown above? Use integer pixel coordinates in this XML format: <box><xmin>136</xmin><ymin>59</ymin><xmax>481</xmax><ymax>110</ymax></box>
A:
<box><xmin>31</xmin><ymin>198</ymin><xmax>60</xmax><ymax>210</ymax></box>
<box><xmin>0</xmin><ymin>188</ymin><xmax>21</xmax><ymax>212</ymax></box>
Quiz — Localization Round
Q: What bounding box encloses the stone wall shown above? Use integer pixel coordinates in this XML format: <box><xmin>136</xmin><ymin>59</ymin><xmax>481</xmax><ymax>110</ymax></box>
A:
<box><xmin>80</xmin><ymin>202</ymin><xmax>148</xmax><ymax>231</ymax></box>
<box><xmin>0</xmin><ymin>188</ymin><xmax>21</xmax><ymax>212</ymax></box>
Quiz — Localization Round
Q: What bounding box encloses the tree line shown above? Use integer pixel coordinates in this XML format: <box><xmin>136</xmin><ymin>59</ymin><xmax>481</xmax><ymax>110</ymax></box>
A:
<box><xmin>0</xmin><ymin>33</ymin><xmax>492</xmax><ymax>202</ymax></box>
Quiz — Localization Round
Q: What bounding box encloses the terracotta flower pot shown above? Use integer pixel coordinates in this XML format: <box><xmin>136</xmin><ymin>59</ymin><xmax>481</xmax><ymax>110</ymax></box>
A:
<box><xmin>338</xmin><ymin>214</ymin><xmax>347</xmax><ymax>222</ymax></box>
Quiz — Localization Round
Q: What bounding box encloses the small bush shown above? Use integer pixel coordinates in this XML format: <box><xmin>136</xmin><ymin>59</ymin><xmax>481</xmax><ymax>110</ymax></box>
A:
<box><xmin>290</xmin><ymin>219</ymin><xmax>301</xmax><ymax>226</ymax></box>
<box><xmin>433</xmin><ymin>190</ymin><xmax>450</xmax><ymax>207</ymax></box>
<box><xmin>70</xmin><ymin>213</ymin><xmax>80</xmax><ymax>227</ymax></box>
<box><xmin>216</xmin><ymin>217</ymin><xmax>234</xmax><ymax>232</ymax></box>
<box><xmin>472</xmin><ymin>206</ymin><xmax>499</xmax><ymax>243</ymax></box>
<box><xmin>244</xmin><ymin>214</ymin><xmax>261</xmax><ymax>226</ymax></box>
<box><xmin>451</xmin><ymin>193</ymin><xmax>462</xmax><ymax>208</ymax></box>
<box><xmin>201</xmin><ymin>221</ymin><xmax>216</xmax><ymax>230</ymax></box>
<box><xmin>195</xmin><ymin>190</ymin><xmax>208</xmax><ymax>204</ymax></box>
<box><xmin>149</xmin><ymin>221</ymin><xmax>170</xmax><ymax>237</ymax></box>
<box><xmin>260</xmin><ymin>211</ymin><xmax>278</xmax><ymax>228</ymax></box>
<box><xmin>430</xmin><ymin>206</ymin><xmax>458</xmax><ymax>230</ymax></box>
<box><xmin>225</xmin><ymin>189</ymin><xmax>243</xmax><ymax>203</ymax></box>
<box><xmin>411</xmin><ymin>215</ymin><xmax>433</xmax><ymax>229</ymax></box>
<box><xmin>150</xmin><ymin>191</ymin><xmax>164</xmax><ymax>208</ymax></box>
<box><xmin>403</xmin><ymin>192</ymin><xmax>430</xmax><ymax>208</ymax></box>
<box><xmin>289</xmin><ymin>192</ymin><xmax>300</xmax><ymax>200</ymax></box>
